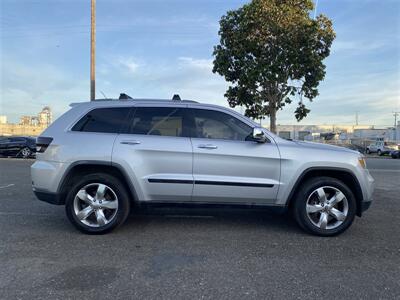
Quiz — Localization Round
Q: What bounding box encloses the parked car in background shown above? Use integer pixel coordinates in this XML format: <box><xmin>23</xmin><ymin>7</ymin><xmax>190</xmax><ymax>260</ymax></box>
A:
<box><xmin>391</xmin><ymin>150</ymin><xmax>400</xmax><ymax>159</ymax></box>
<box><xmin>0</xmin><ymin>136</ymin><xmax>36</xmax><ymax>158</ymax></box>
<box><xmin>366</xmin><ymin>139</ymin><xmax>398</xmax><ymax>156</ymax></box>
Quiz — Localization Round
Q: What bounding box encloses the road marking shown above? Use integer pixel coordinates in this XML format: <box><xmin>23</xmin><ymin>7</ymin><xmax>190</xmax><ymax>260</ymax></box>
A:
<box><xmin>0</xmin><ymin>184</ymin><xmax>15</xmax><ymax>189</ymax></box>
<box><xmin>0</xmin><ymin>211</ymin><xmax>54</xmax><ymax>216</ymax></box>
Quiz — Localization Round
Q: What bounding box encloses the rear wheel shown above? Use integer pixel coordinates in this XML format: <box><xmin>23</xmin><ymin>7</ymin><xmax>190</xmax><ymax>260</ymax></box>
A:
<box><xmin>365</xmin><ymin>148</ymin><xmax>370</xmax><ymax>154</ymax></box>
<box><xmin>20</xmin><ymin>147</ymin><xmax>31</xmax><ymax>158</ymax></box>
<box><xmin>377</xmin><ymin>149</ymin><xmax>382</xmax><ymax>156</ymax></box>
<box><xmin>293</xmin><ymin>177</ymin><xmax>356</xmax><ymax>236</ymax></box>
<box><xmin>65</xmin><ymin>173</ymin><xmax>130</xmax><ymax>234</ymax></box>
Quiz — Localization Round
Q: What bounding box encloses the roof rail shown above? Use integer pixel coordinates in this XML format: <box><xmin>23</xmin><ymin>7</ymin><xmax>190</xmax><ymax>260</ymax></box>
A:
<box><xmin>172</xmin><ymin>94</ymin><xmax>181</xmax><ymax>101</ymax></box>
<box><xmin>69</xmin><ymin>98</ymin><xmax>199</xmax><ymax>107</ymax></box>
<box><xmin>119</xmin><ymin>93</ymin><xmax>133</xmax><ymax>100</ymax></box>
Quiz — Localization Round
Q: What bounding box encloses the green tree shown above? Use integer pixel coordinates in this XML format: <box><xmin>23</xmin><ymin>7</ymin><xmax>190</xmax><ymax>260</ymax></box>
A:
<box><xmin>212</xmin><ymin>0</ymin><xmax>335</xmax><ymax>133</ymax></box>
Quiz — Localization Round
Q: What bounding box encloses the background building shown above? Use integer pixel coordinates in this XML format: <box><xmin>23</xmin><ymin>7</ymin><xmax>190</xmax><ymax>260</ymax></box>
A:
<box><xmin>271</xmin><ymin>123</ymin><xmax>399</xmax><ymax>145</ymax></box>
<box><xmin>0</xmin><ymin>106</ymin><xmax>52</xmax><ymax>136</ymax></box>
<box><xmin>38</xmin><ymin>106</ymin><xmax>52</xmax><ymax>127</ymax></box>
<box><xmin>0</xmin><ymin>116</ymin><xmax>7</xmax><ymax>124</ymax></box>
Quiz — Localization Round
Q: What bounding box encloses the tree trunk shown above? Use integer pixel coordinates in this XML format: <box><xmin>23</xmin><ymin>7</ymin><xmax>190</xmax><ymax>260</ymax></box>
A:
<box><xmin>269</xmin><ymin>107</ymin><xmax>277</xmax><ymax>134</ymax></box>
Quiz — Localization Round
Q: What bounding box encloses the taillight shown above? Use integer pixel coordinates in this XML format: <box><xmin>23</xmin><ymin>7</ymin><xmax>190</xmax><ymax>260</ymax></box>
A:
<box><xmin>36</xmin><ymin>137</ymin><xmax>53</xmax><ymax>153</ymax></box>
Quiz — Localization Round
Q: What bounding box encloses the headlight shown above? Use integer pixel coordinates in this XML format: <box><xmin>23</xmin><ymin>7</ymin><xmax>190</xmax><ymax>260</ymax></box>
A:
<box><xmin>358</xmin><ymin>156</ymin><xmax>367</xmax><ymax>169</ymax></box>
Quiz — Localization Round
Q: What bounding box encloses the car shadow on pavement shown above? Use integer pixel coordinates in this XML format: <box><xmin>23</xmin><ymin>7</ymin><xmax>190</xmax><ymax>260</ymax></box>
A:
<box><xmin>117</xmin><ymin>209</ymin><xmax>304</xmax><ymax>236</ymax></box>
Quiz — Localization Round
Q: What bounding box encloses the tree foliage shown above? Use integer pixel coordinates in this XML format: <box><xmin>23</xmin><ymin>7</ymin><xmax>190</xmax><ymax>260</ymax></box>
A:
<box><xmin>212</xmin><ymin>0</ymin><xmax>335</xmax><ymax>132</ymax></box>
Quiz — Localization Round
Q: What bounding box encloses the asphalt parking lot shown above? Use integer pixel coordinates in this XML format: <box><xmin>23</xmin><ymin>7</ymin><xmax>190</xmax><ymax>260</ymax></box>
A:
<box><xmin>0</xmin><ymin>158</ymin><xmax>399</xmax><ymax>299</ymax></box>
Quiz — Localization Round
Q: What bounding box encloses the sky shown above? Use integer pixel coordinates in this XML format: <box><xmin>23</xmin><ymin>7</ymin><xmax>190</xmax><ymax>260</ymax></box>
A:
<box><xmin>0</xmin><ymin>0</ymin><xmax>399</xmax><ymax>126</ymax></box>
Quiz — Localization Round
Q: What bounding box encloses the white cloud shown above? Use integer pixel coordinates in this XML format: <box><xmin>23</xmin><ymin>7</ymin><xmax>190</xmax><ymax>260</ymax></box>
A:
<box><xmin>178</xmin><ymin>57</ymin><xmax>214</xmax><ymax>71</ymax></box>
<box><xmin>0</xmin><ymin>57</ymin><xmax>88</xmax><ymax>122</ymax></box>
<box><xmin>117</xmin><ymin>57</ymin><xmax>140</xmax><ymax>74</ymax></box>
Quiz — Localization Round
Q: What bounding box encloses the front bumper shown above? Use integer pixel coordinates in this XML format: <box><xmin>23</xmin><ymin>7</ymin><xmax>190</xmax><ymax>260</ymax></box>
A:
<box><xmin>357</xmin><ymin>168</ymin><xmax>374</xmax><ymax>216</ymax></box>
<box><xmin>360</xmin><ymin>201</ymin><xmax>372</xmax><ymax>213</ymax></box>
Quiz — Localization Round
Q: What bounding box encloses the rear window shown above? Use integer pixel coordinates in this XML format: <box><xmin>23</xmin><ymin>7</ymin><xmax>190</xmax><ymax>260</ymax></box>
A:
<box><xmin>12</xmin><ymin>137</ymin><xmax>26</xmax><ymax>142</ymax></box>
<box><xmin>72</xmin><ymin>107</ymin><xmax>131</xmax><ymax>133</ymax></box>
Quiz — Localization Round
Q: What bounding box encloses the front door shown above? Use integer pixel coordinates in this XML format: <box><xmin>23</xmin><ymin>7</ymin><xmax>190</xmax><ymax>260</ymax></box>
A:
<box><xmin>189</xmin><ymin>108</ymin><xmax>281</xmax><ymax>204</ymax></box>
<box><xmin>112</xmin><ymin>105</ymin><xmax>193</xmax><ymax>202</ymax></box>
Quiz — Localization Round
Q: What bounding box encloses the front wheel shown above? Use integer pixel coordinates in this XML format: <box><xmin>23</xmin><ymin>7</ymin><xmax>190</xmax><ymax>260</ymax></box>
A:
<box><xmin>65</xmin><ymin>173</ymin><xmax>131</xmax><ymax>234</ymax></box>
<box><xmin>377</xmin><ymin>149</ymin><xmax>382</xmax><ymax>156</ymax></box>
<box><xmin>365</xmin><ymin>148</ymin><xmax>370</xmax><ymax>154</ymax></box>
<box><xmin>293</xmin><ymin>177</ymin><xmax>356</xmax><ymax>236</ymax></box>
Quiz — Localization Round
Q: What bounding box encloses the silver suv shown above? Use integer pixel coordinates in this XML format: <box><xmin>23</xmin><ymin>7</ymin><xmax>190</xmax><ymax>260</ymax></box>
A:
<box><xmin>31</xmin><ymin>99</ymin><xmax>374</xmax><ymax>236</ymax></box>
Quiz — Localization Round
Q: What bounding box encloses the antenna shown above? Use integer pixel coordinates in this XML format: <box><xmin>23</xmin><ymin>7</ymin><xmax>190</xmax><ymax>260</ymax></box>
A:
<box><xmin>100</xmin><ymin>91</ymin><xmax>108</xmax><ymax>99</ymax></box>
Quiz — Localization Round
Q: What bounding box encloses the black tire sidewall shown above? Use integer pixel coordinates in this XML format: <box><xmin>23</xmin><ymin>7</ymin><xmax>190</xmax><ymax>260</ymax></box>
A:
<box><xmin>294</xmin><ymin>177</ymin><xmax>356</xmax><ymax>236</ymax></box>
<box><xmin>65</xmin><ymin>173</ymin><xmax>130</xmax><ymax>234</ymax></box>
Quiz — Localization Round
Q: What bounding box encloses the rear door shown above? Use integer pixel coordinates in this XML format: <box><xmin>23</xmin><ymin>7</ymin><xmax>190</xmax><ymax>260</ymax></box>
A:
<box><xmin>7</xmin><ymin>137</ymin><xmax>24</xmax><ymax>156</ymax></box>
<box><xmin>112</xmin><ymin>104</ymin><xmax>193</xmax><ymax>202</ymax></box>
<box><xmin>65</xmin><ymin>107</ymin><xmax>131</xmax><ymax>163</ymax></box>
<box><xmin>189</xmin><ymin>107</ymin><xmax>281</xmax><ymax>204</ymax></box>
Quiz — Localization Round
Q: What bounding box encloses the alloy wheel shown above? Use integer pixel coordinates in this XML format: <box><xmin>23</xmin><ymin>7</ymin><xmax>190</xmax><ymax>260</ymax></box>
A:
<box><xmin>21</xmin><ymin>147</ymin><xmax>31</xmax><ymax>158</ymax></box>
<box><xmin>306</xmin><ymin>186</ymin><xmax>349</xmax><ymax>230</ymax></box>
<box><xmin>73</xmin><ymin>183</ymin><xmax>119</xmax><ymax>227</ymax></box>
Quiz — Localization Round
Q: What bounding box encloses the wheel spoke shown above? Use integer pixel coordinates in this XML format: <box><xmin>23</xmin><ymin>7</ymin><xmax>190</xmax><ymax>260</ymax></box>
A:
<box><xmin>77</xmin><ymin>206</ymin><xmax>94</xmax><ymax>220</ymax></box>
<box><xmin>101</xmin><ymin>200</ymin><xmax>118</xmax><ymax>210</ymax></box>
<box><xmin>96</xmin><ymin>184</ymin><xmax>107</xmax><ymax>200</ymax></box>
<box><xmin>329</xmin><ymin>191</ymin><xmax>345</xmax><ymax>207</ymax></box>
<box><xmin>317</xmin><ymin>212</ymin><xmax>328</xmax><ymax>229</ymax></box>
<box><xmin>329</xmin><ymin>208</ymin><xmax>346</xmax><ymax>221</ymax></box>
<box><xmin>307</xmin><ymin>203</ymin><xmax>323</xmax><ymax>214</ymax></box>
<box><xmin>316</xmin><ymin>188</ymin><xmax>327</xmax><ymax>203</ymax></box>
<box><xmin>77</xmin><ymin>189</ymin><xmax>94</xmax><ymax>204</ymax></box>
<box><xmin>95</xmin><ymin>209</ymin><xmax>107</xmax><ymax>226</ymax></box>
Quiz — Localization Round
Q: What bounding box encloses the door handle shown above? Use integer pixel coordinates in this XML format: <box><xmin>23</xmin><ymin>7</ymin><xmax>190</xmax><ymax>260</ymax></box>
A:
<box><xmin>120</xmin><ymin>140</ymin><xmax>141</xmax><ymax>145</ymax></box>
<box><xmin>198</xmin><ymin>144</ymin><xmax>218</xmax><ymax>149</ymax></box>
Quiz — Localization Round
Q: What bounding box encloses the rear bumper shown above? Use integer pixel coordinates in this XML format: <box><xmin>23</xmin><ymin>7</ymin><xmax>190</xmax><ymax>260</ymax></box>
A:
<box><xmin>33</xmin><ymin>190</ymin><xmax>64</xmax><ymax>205</ymax></box>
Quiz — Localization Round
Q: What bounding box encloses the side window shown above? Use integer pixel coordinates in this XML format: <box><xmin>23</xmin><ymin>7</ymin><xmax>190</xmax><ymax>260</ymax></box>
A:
<box><xmin>72</xmin><ymin>107</ymin><xmax>130</xmax><ymax>133</ymax></box>
<box><xmin>129</xmin><ymin>107</ymin><xmax>184</xmax><ymax>137</ymax></box>
<box><xmin>13</xmin><ymin>138</ymin><xmax>25</xmax><ymax>142</ymax></box>
<box><xmin>191</xmin><ymin>109</ymin><xmax>252</xmax><ymax>141</ymax></box>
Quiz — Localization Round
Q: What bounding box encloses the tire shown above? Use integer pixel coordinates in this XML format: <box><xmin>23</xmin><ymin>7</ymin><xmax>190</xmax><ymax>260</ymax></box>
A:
<box><xmin>20</xmin><ymin>147</ymin><xmax>31</xmax><ymax>158</ymax></box>
<box><xmin>365</xmin><ymin>148</ymin><xmax>370</xmax><ymax>154</ymax></box>
<box><xmin>65</xmin><ymin>173</ymin><xmax>131</xmax><ymax>234</ymax></box>
<box><xmin>377</xmin><ymin>149</ymin><xmax>382</xmax><ymax>156</ymax></box>
<box><xmin>292</xmin><ymin>177</ymin><xmax>356</xmax><ymax>236</ymax></box>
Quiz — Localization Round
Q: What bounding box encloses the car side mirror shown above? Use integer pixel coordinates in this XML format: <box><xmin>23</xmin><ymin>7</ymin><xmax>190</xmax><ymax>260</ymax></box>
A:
<box><xmin>252</xmin><ymin>127</ymin><xmax>267</xmax><ymax>143</ymax></box>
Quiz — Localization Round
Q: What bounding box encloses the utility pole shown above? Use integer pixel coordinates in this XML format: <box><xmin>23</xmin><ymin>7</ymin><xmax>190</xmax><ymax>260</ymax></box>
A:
<box><xmin>355</xmin><ymin>111</ymin><xmax>359</xmax><ymax>126</ymax></box>
<box><xmin>90</xmin><ymin>0</ymin><xmax>96</xmax><ymax>101</ymax></box>
<box><xmin>394</xmin><ymin>111</ymin><xmax>399</xmax><ymax>127</ymax></box>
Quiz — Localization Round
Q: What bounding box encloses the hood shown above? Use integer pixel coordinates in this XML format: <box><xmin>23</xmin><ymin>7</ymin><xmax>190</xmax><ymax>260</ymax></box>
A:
<box><xmin>292</xmin><ymin>140</ymin><xmax>360</xmax><ymax>155</ymax></box>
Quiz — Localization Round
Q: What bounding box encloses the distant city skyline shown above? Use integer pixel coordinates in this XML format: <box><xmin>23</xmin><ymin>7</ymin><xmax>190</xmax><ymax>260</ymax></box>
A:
<box><xmin>1</xmin><ymin>0</ymin><xmax>399</xmax><ymax>126</ymax></box>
